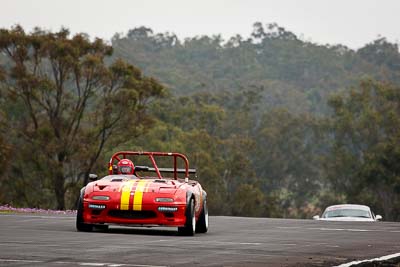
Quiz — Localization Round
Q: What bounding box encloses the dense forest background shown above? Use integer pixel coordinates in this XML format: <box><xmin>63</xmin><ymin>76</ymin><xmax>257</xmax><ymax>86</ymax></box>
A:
<box><xmin>1</xmin><ymin>23</ymin><xmax>400</xmax><ymax>220</ymax></box>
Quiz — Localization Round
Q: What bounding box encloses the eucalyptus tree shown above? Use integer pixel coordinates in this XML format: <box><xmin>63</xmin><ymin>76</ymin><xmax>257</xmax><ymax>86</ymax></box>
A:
<box><xmin>0</xmin><ymin>26</ymin><xmax>165</xmax><ymax>209</ymax></box>
<box><xmin>326</xmin><ymin>79</ymin><xmax>400</xmax><ymax>220</ymax></box>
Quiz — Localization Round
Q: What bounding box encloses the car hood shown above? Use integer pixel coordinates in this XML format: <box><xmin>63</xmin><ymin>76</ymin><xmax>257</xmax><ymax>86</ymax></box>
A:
<box><xmin>318</xmin><ymin>217</ymin><xmax>375</xmax><ymax>222</ymax></box>
<box><xmin>91</xmin><ymin>178</ymin><xmax>182</xmax><ymax>194</ymax></box>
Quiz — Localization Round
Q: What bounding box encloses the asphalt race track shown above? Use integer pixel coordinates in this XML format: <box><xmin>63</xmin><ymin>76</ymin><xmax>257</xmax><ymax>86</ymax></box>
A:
<box><xmin>0</xmin><ymin>214</ymin><xmax>399</xmax><ymax>267</ymax></box>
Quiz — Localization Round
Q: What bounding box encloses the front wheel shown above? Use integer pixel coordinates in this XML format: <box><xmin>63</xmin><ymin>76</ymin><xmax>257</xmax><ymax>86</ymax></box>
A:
<box><xmin>178</xmin><ymin>198</ymin><xmax>196</xmax><ymax>236</ymax></box>
<box><xmin>76</xmin><ymin>195</ymin><xmax>93</xmax><ymax>232</ymax></box>
<box><xmin>196</xmin><ymin>199</ymin><xmax>208</xmax><ymax>233</ymax></box>
<box><xmin>94</xmin><ymin>224</ymin><xmax>109</xmax><ymax>232</ymax></box>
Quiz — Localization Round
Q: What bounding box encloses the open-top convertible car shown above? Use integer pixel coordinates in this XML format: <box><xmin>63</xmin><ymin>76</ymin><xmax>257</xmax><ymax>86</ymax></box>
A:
<box><xmin>76</xmin><ymin>151</ymin><xmax>208</xmax><ymax>235</ymax></box>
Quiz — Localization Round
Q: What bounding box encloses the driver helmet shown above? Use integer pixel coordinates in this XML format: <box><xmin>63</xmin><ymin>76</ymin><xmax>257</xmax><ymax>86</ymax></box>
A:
<box><xmin>117</xmin><ymin>159</ymin><xmax>135</xmax><ymax>175</ymax></box>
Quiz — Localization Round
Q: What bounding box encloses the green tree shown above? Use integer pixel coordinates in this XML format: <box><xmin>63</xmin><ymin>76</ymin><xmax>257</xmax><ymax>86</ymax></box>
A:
<box><xmin>326</xmin><ymin>79</ymin><xmax>400</xmax><ymax>220</ymax></box>
<box><xmin>358</xmin><ymin>38</ymin><xmax>400</xmax><ymax>72</ymax></box>
<box><xmin>254</xmin><ymin>109</ymin><xmax>324</xmax><ymax>218</ymax></box>
<box><xmin>0</xmin><ymin>26</ymin><xmax>164</xmax><ymax>209</ymax></box>
<box><xmin>231</xmin><ymin>184</ymin><xmax>266</xmax><ymax>216</ymax></box>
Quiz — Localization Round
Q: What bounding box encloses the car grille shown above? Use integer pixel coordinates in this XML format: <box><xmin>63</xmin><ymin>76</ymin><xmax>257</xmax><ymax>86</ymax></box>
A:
<box><xmin>108</xmin><ymin>210</ymin><xmax>157</xmax><ymax>219</ymax></box>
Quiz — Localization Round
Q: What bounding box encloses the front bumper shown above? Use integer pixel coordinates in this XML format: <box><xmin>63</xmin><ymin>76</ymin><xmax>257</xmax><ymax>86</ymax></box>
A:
<box><xmin>83</xmin><ymin>201</ymin><xmax>187</xmax><ymax>227</ymax></box>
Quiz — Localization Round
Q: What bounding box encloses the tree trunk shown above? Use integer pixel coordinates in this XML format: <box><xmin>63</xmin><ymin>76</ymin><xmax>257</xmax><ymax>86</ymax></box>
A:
<box><xmin>53</xmin><ymin>153</ymin><xmax>66</xmax><ymax>210</ymax></box>
<box><xmin>54</xmin><ymin>171</ymin><xmax>65</xmax><ymax>210</ymax></box>
<box><xmin>83</xmin><ymin>170</ymin><xmax>90</xmax><ymax>187</ymax></box>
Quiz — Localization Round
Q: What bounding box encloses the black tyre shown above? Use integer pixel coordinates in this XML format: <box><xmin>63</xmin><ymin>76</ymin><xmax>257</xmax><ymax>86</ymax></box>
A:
<box><xmin>76</xmin><ymin>195</ymin><xmax>93</xmax><ymax>232</ymax></box>
<box><xmin>196</xmin><ymin>199</ymin><xmax>208</xmax><ymax>233</ymax></box>
<box><xmin>178</xmin><ymin>198</ymin><xmax>196</xmax><ymax>236</ymax></box>
<box><xmin>95</xmin><ymin>224</ymin><xmax>109</xmax><ymax>232</ymax></box>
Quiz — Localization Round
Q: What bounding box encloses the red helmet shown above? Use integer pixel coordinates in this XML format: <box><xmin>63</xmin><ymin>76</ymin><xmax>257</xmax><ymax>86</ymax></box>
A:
<box><xmin>117</xmin><ymin>159</ymin><xmax>135</xmax><ymax>175</ymax></box>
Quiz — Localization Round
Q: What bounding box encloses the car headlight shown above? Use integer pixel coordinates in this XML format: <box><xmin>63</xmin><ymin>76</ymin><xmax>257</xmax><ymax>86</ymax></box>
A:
<box><xmin>92</xmin><ymin>196</ymin><xmax>110</xmax><ymax>201</ymax></box>
<box><xmin>155</xmin><ymin>197</ymin><xmax>174</xmax><ymax>202</ymax></box>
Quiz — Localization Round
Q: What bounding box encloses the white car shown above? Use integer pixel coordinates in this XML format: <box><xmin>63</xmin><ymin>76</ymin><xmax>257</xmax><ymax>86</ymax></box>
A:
<box><xmin>313</xmin><ymin>204</ymin><xmax>382</xmax><ymax>222</ymax></box>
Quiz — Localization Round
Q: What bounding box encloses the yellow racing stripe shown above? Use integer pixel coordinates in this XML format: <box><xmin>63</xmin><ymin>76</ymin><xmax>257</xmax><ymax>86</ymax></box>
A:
<box><xmin>133</xmin><ymin>180</ymin><xmax>150</xmax><ymax>211</ymax></box>
<box><xmin>120</xmin><ymin>180</ymin><xmax>136</xmax><ymax>210</ymax></box>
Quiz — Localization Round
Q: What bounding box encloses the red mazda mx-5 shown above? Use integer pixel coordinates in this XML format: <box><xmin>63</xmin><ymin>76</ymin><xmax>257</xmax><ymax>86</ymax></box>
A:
<box><xmin>76</xmin><ymin>151</ymin><xmax>208</xmax><ymax>236</ymax></box>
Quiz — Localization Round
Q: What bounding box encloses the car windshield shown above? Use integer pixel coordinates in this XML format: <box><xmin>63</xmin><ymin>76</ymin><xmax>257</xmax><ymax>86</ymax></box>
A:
<box><xmin>322</xmin><ymin>208</ymin><xmax>371</xmax><ymax>218</ymax></box>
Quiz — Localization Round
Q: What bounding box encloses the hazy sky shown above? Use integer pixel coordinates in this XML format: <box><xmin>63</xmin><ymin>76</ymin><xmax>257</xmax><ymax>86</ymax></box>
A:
<box><xmin>1</xmin><ymin>0</ymin><xmax>399</xmax><ymax>49</ymax></box>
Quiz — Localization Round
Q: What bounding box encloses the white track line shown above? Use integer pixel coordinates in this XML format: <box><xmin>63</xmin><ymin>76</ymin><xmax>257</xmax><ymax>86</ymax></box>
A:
<box><xmin>335</xmin><ymin>252</ymin><xmax>400</xmax><ymax>267</ymax></box>
<box><xmin>0</xmin><ymin>259</ymin><xmax>42</xmax><ymax>263</ymax></box>
<box><xmin>307</xmin><ymin>227</ymin><xmax>375</xmax><ymax>232</ymax></box>
<box><xmin>0</xmin><ymin>259</ymin><xmax>166</xmax><ymax>267</ymax></box>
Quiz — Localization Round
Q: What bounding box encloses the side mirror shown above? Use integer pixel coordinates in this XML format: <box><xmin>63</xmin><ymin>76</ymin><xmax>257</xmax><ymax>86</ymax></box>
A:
<box><xmin>89</xmin><ymin>174</ymin><xmax>98</xmax><ymax>181</ymax></box>
<box><xmin>375</xmin><ymin>215</ymin><xmax>382</xmax><ymax>221</ymax></box>
<box><xmin>313</xmin><ymin>215</ymin><xmax>320</xmax><ymax>220</ymax></box>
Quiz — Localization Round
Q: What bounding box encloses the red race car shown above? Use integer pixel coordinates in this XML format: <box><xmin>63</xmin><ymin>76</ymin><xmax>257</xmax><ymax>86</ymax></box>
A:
<box><xmin>76</xmin><ymin>151</ymin><xmax>208</xmax><ymax>235</ymax></box>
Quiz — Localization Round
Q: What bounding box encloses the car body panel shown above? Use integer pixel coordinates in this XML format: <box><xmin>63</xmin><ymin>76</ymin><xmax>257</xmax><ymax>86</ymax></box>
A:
<box><xmin>317</xmin><ymin>217</ymin><xmax>375</xmax><ymax>222</ymax></box>
<box><xmin>79</xmin><ymin>152</ymin><xmax>206</xmax><ymax>229</ymax></box>
<box><xmin>314</xmin><ymin>204</ymin><xmax>381</xmax><ymax>222</ymax></box>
